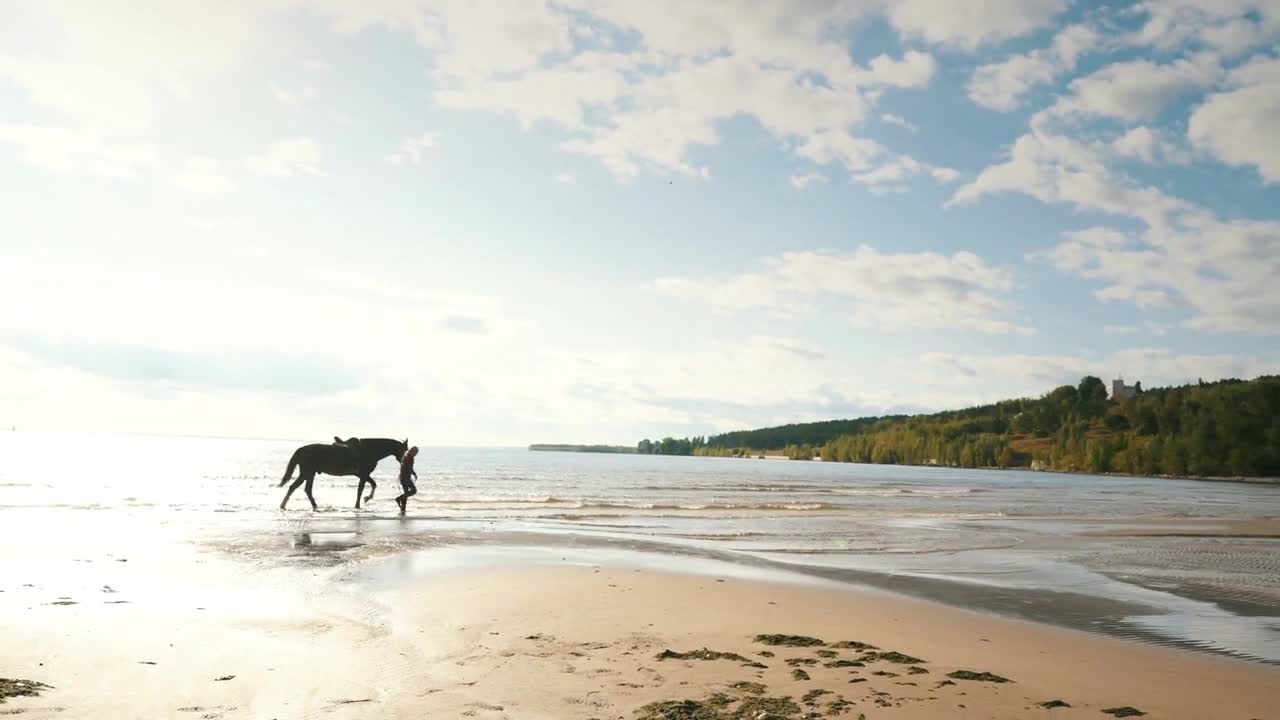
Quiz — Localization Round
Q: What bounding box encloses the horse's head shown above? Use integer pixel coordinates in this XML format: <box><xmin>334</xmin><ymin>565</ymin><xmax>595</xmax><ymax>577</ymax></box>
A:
<box><xmin>397</xmin><ymin>438</ymin><xmax>409</xmax><ymax>462</ymax></box>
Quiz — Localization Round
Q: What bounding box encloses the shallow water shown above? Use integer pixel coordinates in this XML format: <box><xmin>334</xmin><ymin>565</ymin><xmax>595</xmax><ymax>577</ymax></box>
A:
<box><xmin>1</xmin><ymin>431</ymin><xmax>1278</xmax><ymax>663</ymax></box>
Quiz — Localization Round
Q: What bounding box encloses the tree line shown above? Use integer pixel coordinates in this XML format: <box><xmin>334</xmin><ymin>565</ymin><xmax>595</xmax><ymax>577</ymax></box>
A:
<box><xmin>636</xmin><ymin>375</ymin><xmax>1280</xmax><ymax>478</ymax></box>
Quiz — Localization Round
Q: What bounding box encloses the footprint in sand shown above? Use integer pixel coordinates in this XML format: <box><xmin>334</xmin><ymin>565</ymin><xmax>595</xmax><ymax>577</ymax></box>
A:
<box><xmin>637</xmin><ymin>667</ymin><xmax>666</xmax><ymax>685</ymax></box>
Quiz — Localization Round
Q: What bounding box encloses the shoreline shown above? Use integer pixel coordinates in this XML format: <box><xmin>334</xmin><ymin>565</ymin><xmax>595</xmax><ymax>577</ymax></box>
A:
<box><xmin>227</xmin><ymin>524</ymin><xmax>1280</xmax><ymax>663</ymax></box>
<box><xmin>529</xmin><ymin>447</ymin><xmax>1280</xmax><ymax>485</ymax></box>
<box><xmin>4</xmin><ymin>555</ymin><xmax>1275</xmax><ymax>719</ymax></box>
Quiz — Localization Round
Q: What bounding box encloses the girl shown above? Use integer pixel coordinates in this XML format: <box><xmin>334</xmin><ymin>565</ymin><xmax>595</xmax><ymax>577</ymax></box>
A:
<box><xmin>396</xmin><ymin>446</ymin><xmax>419</xmax><ymax>514</ymax></box>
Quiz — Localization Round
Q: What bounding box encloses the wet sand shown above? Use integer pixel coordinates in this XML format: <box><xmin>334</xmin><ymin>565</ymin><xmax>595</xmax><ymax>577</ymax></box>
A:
<box><xmin>1080</xmin><ymin>515</ymin><xmax>1280</xmax><ymax>538</ymax></box>
<box><xmin>2</xmin><ymin>557</ymin><xmax>1276</xmax><ymax>719</ymax></box>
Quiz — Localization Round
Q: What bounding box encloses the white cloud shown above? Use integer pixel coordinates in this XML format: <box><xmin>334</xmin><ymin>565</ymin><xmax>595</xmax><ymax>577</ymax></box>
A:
<box><xmin>550</xmin><ymin>50</ymin><xmax>933</xmax><ymax>179</ymax></box>
<box><xmin>272</xmin><ymin>83</ymin><xmax>317</xmax><ymax>108</ymax></box>
<box><xmin>949</xmin><ymin>128</ymin><xmax>1188</xmax><ymax>227</ymax></box>
<box><xmin>1045</xmin><ymin>52</ymin><xmax>1222</xmax><ymax>123</ymax></box>
<box><xmin>967</xmin><ymin>24</ymin><xmax>1099</xmax><ymax>111</ymax></box>
<box><xmin>1188</xmin><ymin>54</ymin><xmax>1280</xmax><ymax>183</ymax></box>
<box><xmin>0</xmin><ymin>123</ymin><xmax>158</xmax><ymax>179</ymax></box>
<box><xmin>930</xmin><ymin>166</ymin><xmax>961</xmax><ymax>183</ymax></box>
<box><xmin>2</xmin><ymin>1</ymin><xmax>284</xmax><ymax>135</ymax></box>
<box><xmin>1131</xmin><ymin>0</ymin><xmax>1280</xmax><ymax>56</ymax></box>
<box><xmin>314</xmin><ymin>0</ymin><xmax>575</xmax><ymax>81</ymax></box>
<box><xmin>1112</xmin><ymin>126</ymin><xmax>1190</xmax><ymax>164</ymax></box>
<box><xmin>554</xmin><ymin>173</ymin><xmax>575</xmax><ymax>184</ymax></box>
<box><xmin>852</xmin><ymin>155</ymin><xmax>960</xmax><ymax>194</ymax></box>
<box><xmin>656</xmin><ymin>245</ymin><xmax>1034</xmax><ymax>335</ymax></box>
<box><xmin>0</xmin><ymin>56</ymin><xmax>154</xmax><ymax>132</ymax></box>
<box><xmin>790</xmin><ymin>172</ymin><xmax>826</xmax><ymax>190</ymax></box>
<box><xmin>1035</xmin><ymin>219</ymin><xmax>1280</xmax><ymax>333</ymax></box>
<box><xmin>246</xmin><ymin>137</ymin><xmax>323</xmax><ymax>177</ymax></box>
<box><xmin>171</xmin><ymin>155</ymin><xmax>235</xmax><ymax>194</ymax></box>
<box><xmin>920</xmin><ymin>349</ymin><xmax>1276</xmax><ymax>399</ymax></box>
<box><xmin>886</xmin><ymin>0</ymin><xmax>1071</xmax><ymax>49</ymax></box>
<box><xmin>387</xmin><ymin>2</ymin><xmax>941</xmax><ymax>181</ymax></box>
<box><xmin>385</xmin><ymin>131</ymin><xmax>440</xmax><ymax>166</ymax></box>
<box><xmin>1103</xmin><ymin>325</ymin><xmax>1140</xmax><ymax>336</ymax></box>
<box><xmin>880</xmin><ymin>113</ymin><xmax>916</xmax><ymax>131</ymax></box>
<box><xmin>795</xmin><ymin>133</ymin><xmax>887</xmax><ymax>174</ymax></box>
<box><xmin>36</xmin><ymin>1</ymin><xmax>276</xmax><ymax>74</ymax></box>
<box><xmin>953</xmin><ymin>123</ymin><xmax>1280</xmax><ymax>334</ymax></box>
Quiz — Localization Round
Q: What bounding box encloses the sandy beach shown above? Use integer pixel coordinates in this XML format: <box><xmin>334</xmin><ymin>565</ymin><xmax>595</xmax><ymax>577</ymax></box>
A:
<box><xmin>3</xmin><ymin>558</ymin><xmax>1277</xmax><ymax>719</ymax></box>
<box><xmin>2</xmin><ymin>437</ymin><xmax>1277</xmax><ymax>718</ymax></box>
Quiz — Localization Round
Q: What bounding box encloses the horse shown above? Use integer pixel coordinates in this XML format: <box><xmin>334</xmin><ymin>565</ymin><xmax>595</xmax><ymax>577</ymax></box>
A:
<box><xmin>278</xmin><ymin>437</ymin><xmax>409</xmax><ymax>511</ymax></box>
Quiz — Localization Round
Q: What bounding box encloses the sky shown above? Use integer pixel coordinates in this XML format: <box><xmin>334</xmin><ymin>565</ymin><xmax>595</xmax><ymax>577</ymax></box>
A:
<box><xmin>1</xmin><ymin>0</ymin><xmax>1278</xmax><ymax>446</ymax></box>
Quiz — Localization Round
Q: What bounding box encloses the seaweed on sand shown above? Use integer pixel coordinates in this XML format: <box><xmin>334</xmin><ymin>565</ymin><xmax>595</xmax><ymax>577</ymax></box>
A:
<box><xmin>635</xmin><ymin>697</ymin><xmax>730</xmax><ymax>720</ymax></box>
<box><xmin>730</xmin><ymin>682</ymin><xmax>767</xmax><ymax>695</ymax></box>
<box><xmin>862</xmin><ymin>651</ymin><xmax>924</xmax><ymax>664</ymax></box>
<box><xmin>823</xmin><ymin>660</ymin><xmax>863</xmax><ymax>668</ymax></box>
<box><xmin>826</xmin><ymin>697</ymin><xmax>855</xmax><ymax>716</ymax></box>
<box><xmin>801</xmin><ymin>689</ymin><xmax>831</xmax><ymax>705</ymax></box>
<box><xmin>814</xmin><ymin>650</ymin><xmax>839</xmax><ymax>658</ymax></box>
<box><xmin>634</xmin><ymin>693</ymin><xmax>803</xmax><ymax>720</ymax></box>
<box><xmin>732</xmin><ymin>696</ymin><xmax>802</xmax><ymax>719</ymax></box>
<box><xmin>786</xmin><ymin>658</ymin><xmax>819</xmax><ymax>666</ymax></box>
<box><xmin>1</xmin><ymin>678</ymin><xmax>51</xmax><ymax>703</ymax></box>
<box><xmin>1101</xmin><ymin>707</ymin><xmax>1146</xmax><ymax>717</ymax></box>
<box><xmin>830</xmin><ymin>641</ymin><xmax>877</xmax><ymax>650</ymax></box>
<box><xmin>791</xmin><ymin>669</ymin><xmax>811</xmax><ymax>681</ymax></box>
<box><xmin>946</xmin><ymin>670</ymin><xmax>1012</xmax><ymax>683</ymax></box>
<box><xmin>1038</xmin><ymin>700</ymin><xmax>1072</xmax><ymax>709</ymax></box>
<box><xmin>755</xmin><ymin>634</ymin><xmax>826</xmax><ymax>647</ymax></box>
<box><xmin>657</xmin><ymin>649</ymin><xmax>752</xmax><ymax>663</ymax></box>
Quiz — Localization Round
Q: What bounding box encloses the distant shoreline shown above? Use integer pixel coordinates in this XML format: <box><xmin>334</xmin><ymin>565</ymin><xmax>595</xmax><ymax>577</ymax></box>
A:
<box><xmin>528</xmin><ymin>443</ymin><xmax>637</xmax><ymax>454</ymax></box>
<box><xmin>525</xmin><ymin>445</ymin><xmax>1280</xmax><ymax>485</ymax></box>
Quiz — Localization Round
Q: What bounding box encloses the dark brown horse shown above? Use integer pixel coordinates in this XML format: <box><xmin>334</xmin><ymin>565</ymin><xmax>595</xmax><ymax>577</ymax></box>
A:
<box><xmin>278</xmin><ymin>437</ymin><xmax>408</xmax><ymax>510</ymax></box>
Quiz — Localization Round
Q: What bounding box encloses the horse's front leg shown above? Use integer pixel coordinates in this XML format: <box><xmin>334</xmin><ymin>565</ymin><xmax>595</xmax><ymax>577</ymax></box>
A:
<box><xmin>363</xmin><ymin>475</ymin><xmax>376</xmax><ymax>504</ymax></box>
<box><xmin>354</xmin><ymin>477</ymin><xmax>366</xmax><ymax>510</ymax></box>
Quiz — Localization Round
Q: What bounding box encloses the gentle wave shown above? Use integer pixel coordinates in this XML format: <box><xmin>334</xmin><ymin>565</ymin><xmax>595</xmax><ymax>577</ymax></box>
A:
<box><xmin>631</xmin><ymin>484</ymin><xmax>986</xmax><ymax>497</ymax></box>
<box><xmin>414</xmin><ymin>497</ymin><xmax>837</xmax><ymax>512</ymax></box>
<box><xmin>829</xmin><ymin>487</ymin><xmax>981</xmax><ymax>497</ymax></box>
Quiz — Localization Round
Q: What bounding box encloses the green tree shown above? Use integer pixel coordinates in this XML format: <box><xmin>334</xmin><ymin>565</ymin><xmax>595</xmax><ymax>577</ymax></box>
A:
<box><xmin>1161</xmin><ymin>437</ymin><xmax>1187</xmax><ymax>476</ymax></box>
<box><xmin>998</xmin><ymin>446</ymin><xmax>1013</xmax><ymax>468</ymax></box>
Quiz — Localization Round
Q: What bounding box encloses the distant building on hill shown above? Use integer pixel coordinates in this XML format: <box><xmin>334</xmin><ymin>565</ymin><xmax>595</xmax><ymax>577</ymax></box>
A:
<box><xmin>1111</xmin><ymin>378</ymin><xmax>1138</xmax><ymax>401</ymax></box>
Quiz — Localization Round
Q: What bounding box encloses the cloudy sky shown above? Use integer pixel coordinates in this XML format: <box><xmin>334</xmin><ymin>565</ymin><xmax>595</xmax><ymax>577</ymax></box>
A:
<box><xmin>2</xmin><ymin>1</ymin><xmax>1278</xmax><ymax>445</ymax></box>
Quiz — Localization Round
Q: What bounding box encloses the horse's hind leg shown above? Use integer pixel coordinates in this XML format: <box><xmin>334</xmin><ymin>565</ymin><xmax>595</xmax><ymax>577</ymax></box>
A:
<box><xmin>363</xmin><ymin>476</ymin><xmax>376</xmax><ymax>504</ymax></box>
<box><xmin>354</xmin><ymin>477</ymin><xmax>366</xmax><ymax>510</ymax></box>
<box><xmin>303</xmin><ymin>471</ymin><xmax>318</xmax><ymax>511</ymax></box>
<box><xmin>280</xmin><ymin>475</ymin><xmax>306</xmax><ymax>510</ymax></box>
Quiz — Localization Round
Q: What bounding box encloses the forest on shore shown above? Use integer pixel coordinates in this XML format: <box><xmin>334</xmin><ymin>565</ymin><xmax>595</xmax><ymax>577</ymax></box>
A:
<box><xmin>635</xmin><ymin>375</ymin><xmax>1280</xmax><ymax>478</ymax></box>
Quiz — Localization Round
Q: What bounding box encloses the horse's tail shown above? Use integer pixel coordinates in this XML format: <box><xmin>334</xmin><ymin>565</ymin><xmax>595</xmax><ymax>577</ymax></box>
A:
<box><xmin>279</xmin><ymin>449</ymin><xmax>301</xmax><ymax>487</ymax></box>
